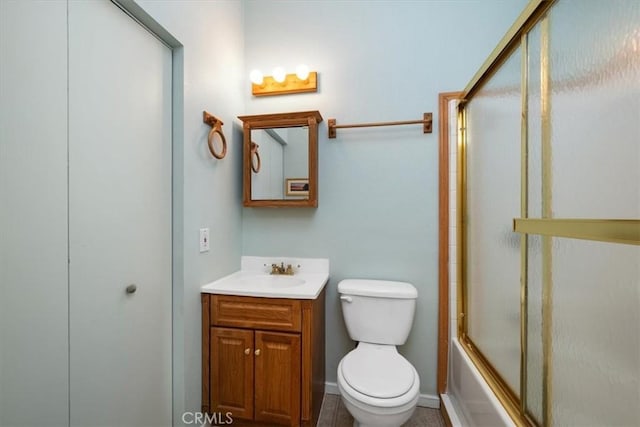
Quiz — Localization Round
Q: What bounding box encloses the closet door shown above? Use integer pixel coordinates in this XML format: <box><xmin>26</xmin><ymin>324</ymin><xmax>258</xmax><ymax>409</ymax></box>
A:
<box><xmin>0</xmin><ymin>2</ymin><xmax>69</xmax><ymax>426</ymax></box>
<box><xmin>68</xmin><ymin>1</ymin><xmax>172</xmax><ymax>426</ymax></box>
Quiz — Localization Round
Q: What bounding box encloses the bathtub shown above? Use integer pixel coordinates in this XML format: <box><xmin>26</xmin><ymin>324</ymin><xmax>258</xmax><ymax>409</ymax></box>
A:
<box><xmin>441</xmin><ymin>338</ymin><xmax>515</xmax><ymax>427</ymax></box>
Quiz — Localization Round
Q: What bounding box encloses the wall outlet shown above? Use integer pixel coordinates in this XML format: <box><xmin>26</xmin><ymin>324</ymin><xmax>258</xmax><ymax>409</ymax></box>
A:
<box><xmin>199</xmin><ymin>228</ymin><xmax>210</xmax><ymax>253</ymax></box>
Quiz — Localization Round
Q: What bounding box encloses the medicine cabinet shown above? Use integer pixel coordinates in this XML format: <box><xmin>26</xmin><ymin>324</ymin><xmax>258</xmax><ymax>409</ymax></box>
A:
<box><xmin>238</xmin><ymin>111</ymin><xmax>322</xmax><ymax>207</ymax></box>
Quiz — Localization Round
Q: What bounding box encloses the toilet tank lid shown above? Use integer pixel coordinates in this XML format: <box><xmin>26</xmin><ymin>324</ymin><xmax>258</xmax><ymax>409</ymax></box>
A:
<box><xmin>338</xmin><ymin>279</ymin><xmax>418</xmax><ymax>299</ymax></box>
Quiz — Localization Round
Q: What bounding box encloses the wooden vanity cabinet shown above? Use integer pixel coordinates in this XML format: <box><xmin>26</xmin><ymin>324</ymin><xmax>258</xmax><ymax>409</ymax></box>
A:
<box><xmin>210</xmin><ymin>327</ymin><xmax>255</xmax><ymax>419</ymax></box>
<box><xmin>202</xmin><ymin>292</ymin><xmax>325</xmax><ymax>427</ymax></box>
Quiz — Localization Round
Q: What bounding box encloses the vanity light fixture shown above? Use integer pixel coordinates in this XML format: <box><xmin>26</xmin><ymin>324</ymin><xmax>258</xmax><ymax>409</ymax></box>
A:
<box><xmin>272</xmin><ymin>67</ymin><xmax>286</xmax><ymax>83</ymax></box>
<box><xmin>249</xmin><ymin>69</ymin><xmax>264</xmax><ymax>85</ymax></box>
<box><xmin>249</xmin><ymin>64</ymin><xmax>318</xmax><ymax>96</ymax></box>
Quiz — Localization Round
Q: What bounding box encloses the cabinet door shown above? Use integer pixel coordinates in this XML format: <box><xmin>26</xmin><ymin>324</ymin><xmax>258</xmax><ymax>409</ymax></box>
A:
<box><xmin>254</xmin><ymin>331</ymin><xmax>301</xmax><ymax>426</ymax></box>
<box><xmin>211</xmin><ymin>327</ymin><xmax>254</xmax><ymax>419</ymax></box>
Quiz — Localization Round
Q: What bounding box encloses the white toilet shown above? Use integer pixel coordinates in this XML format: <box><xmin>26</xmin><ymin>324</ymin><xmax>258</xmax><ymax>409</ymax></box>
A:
<box><xmin>337</xmin><ymin>279</ymin><xmax>420</xmax><ymax>427</ymax></box>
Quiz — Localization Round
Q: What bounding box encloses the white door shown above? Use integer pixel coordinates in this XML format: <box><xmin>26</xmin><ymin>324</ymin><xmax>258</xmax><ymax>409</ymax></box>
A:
<box><xmin>68</xmin><ymin>1</ymin><xmax>172</xmax><ymax>426</ymax></box>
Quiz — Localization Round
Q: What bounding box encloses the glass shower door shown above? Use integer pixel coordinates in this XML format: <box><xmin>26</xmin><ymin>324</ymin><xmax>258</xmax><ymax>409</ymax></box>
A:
<box><xmin>459</xmin><ymin>1</ymin><xmax>640</xmax><ymax>425</ymax></box>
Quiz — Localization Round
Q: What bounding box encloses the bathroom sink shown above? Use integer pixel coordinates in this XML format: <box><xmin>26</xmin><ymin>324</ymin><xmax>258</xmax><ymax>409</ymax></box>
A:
<box><xmin>238</xmin><ymin>275</ymin><xmax>306</xmax><ymax>288</ymax></box>
<box><xmin>201</xmin><ymin>256</ymin><xmax>329</xmax><ymax>299</ymax></box>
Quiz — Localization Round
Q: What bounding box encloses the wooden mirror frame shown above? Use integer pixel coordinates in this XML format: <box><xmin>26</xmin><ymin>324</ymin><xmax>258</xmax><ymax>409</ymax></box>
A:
<box><xmin>238</xmin><ymin>111</ymin><xmax>323</xmax><ymax>207</ymax></box>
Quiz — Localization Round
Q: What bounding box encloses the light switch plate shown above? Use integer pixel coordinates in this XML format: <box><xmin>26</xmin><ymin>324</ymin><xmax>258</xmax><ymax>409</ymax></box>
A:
<box><xmin>199</xmin><ymin>228</ymin><xmax>210</xmax><ymax>253</ymax></box>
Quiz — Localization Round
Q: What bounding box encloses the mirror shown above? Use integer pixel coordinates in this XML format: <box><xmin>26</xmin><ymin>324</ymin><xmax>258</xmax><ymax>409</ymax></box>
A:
<box><xmin>250</xmin><ymin>127</ymin><xmax>309</xmax><ymax>200</ymax></box>
<box><xmin>238</xmin><ymin>111</ymin><xmax>322</xmax><ymax>207</ymax></box>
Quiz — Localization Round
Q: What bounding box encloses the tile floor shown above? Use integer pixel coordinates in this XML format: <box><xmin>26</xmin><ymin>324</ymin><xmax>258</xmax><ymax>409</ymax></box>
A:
<box><xmin>317</xmin><ymin>393</ymin><xmax>445</xmax><ymax>427</ymax></box>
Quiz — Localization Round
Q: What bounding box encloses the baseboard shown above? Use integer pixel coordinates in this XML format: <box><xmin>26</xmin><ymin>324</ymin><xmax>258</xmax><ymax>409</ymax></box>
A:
<box><xmin>325</xmin><ymin>381</ymin><xmax>340</xmax><ymax>395</ymax></box>
<box><xmin>418</xmin><ymin>394</ymin><xmax>440</xmax><ymax>409</ymax></box>
<box><xmin>325</xmin><ymin>382</ymin><xmax>440</xmax><ymax>409</ymax></box>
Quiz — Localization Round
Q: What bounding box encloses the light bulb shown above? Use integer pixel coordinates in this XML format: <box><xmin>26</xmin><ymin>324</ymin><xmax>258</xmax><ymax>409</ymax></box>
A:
<box><xmin>272</xmin><ymin>67</ymin><xmax>286</xmax><ymax>83</ymax></box>
<box><xmin>249</xmin><ymin>69</ymin><xmax>263</xmax><ymax>85</ymax></box>
<box><xmin>295</xmin><ymin>64</ymin><xmax>310</xmax><ymax>81</ymax></box>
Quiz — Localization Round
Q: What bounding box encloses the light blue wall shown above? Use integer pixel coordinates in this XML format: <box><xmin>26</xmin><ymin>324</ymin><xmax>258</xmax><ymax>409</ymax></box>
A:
<box><xmin>135</xmin><ymin>0</ymin><xmax>245</xmax><ymax>418</ymax></box>
<box><xmin>242</xmin><ymin>0</ymin><xmax>527</xmax><ymax>396</ymax></box>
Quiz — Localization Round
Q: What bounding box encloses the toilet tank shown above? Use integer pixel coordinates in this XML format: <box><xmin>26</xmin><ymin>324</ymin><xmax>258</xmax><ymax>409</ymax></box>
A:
<box><xmin>338</xmin><ymin>279</ymin><xmax>418</xmax><ymax>345</ymax></box>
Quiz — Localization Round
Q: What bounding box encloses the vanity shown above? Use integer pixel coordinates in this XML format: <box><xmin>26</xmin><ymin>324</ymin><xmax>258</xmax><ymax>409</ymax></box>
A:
<box><xmin>201</xmin><ymin>257</ymin><xmax>328</xmax><ymax>427</ymax></box>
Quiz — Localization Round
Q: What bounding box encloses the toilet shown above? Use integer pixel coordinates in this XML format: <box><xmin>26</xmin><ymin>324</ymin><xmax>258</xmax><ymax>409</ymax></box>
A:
<box><xmin>337</xmin><ymin>279</ymin><xmax>420</xmax><ymax>427</ymax></box>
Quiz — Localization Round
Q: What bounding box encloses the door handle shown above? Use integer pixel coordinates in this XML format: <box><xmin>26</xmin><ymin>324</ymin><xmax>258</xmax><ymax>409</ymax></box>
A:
<box><xmin>125</xmin><ymin>284</ymin><xmax>137</xmax><ymax>294</ymax></box>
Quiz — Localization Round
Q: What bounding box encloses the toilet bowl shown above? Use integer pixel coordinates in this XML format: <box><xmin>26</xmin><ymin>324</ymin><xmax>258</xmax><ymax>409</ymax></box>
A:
<box><xmin>337</xmin><ymin>343</ymin><xmax>420</xmax><ymax>427</ymax></box>
<box><xmin>337</xmin><ymin>279</ymin><xmax>420</xmax><ymax>427</ymax></box>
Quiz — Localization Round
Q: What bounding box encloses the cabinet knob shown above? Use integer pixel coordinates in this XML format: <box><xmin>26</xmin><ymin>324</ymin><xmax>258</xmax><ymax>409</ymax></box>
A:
<box><xmin>244</xmin><ymin>348</ymin><xmax>250</xmax><ymax>355</ymax></box>
<box><xmin>254</xmin><ymin>349</ymin><xmax>261</xmax><ymax>356</ymax></box>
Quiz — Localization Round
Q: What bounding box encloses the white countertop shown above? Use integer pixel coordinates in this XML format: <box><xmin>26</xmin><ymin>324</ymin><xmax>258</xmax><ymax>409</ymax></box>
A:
<box><xmin>200</xmin><ymin>256</ymin><xmax>330</xmax><ymax>300</ymax></box>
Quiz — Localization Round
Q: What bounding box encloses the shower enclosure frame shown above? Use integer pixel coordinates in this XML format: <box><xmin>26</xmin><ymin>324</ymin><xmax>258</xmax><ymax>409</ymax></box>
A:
<box><xmin>441</xmin><ymin>0</ymin><xmax>640</xmax><ymax>425</ymax></box>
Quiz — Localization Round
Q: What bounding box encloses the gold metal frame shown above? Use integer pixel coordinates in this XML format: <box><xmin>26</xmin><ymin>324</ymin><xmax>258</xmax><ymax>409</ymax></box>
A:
<box><xmin>514</xmin><ymin>219</ymin><xmax>640</xmax><ymax>246</ymax></box>
<box><xmin>539</xmin><ymin>15</ymin><xmax>553</xmax><ymax>426</ymax></box>
<box><xmin>456</xmin><ymin>106</ymin><xmax>466</xmax><ymax>339</ymax></box>
<box><xmin>460</xmin><ymin>0</ymin><xmax>555</xmax><ymax>105</ymax></box>
<box><xmin>519</xmin><ymin>30</ymin><xmax>530</xmax><ymax>418</ymax></box>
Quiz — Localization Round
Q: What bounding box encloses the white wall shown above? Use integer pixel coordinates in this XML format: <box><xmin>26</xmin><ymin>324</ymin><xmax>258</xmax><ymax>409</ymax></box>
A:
<box><xmin>133</xmin><ymin>0</ymin><xmax>245</xmax><ymax>419</ymax></box>
<box><xmin>241</xmin><ymin>0</ymin><xmax>528</xmax><ymax>397</ymax></box>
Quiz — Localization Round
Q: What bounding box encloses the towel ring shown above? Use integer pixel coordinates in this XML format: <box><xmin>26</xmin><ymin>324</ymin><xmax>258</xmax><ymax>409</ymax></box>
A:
<box><xmin>251</xmin><ymin>142</ymin><xmax>261</xmax><ymax>173</ymax></box>
<box><xmin>203</xmin><ymin>111</ymin><xmax>226</xmax><ymax>159</ymax></box>
<box><xmin>207</xmin><ymin>127</ymin><xmax>227</xmax><ymax>159</ymax></box>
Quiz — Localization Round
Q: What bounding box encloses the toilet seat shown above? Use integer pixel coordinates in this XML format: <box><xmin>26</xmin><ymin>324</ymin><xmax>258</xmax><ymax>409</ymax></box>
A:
<box><xmin>340</xmin><ymin>343</ymin><xmax>415</xmax><ymax>399</ymax></box>
<box><xmin>337</xmin><ymin>359</ymin><xmax>420</xmax><ymax>410</ymax></box>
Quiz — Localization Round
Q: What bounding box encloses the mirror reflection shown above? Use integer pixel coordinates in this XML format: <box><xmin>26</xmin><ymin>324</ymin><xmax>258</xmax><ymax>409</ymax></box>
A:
<box><xmin>250</xmin><ymin>127</ymin><xmax>309</xmax><ymax>200</ymax></box>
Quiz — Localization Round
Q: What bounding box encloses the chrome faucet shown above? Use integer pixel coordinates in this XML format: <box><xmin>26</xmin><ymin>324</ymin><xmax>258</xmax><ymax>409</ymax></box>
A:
<box><xmin>271</xmin><ymin>262</ymin><xmax>294</xmax><ymax>275</ymax></box>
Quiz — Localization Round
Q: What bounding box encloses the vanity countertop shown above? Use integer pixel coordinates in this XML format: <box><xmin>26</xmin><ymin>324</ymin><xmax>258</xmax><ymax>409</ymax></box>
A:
<box><xmin>200</xmin><ymin>256</ymin><xmax>329</xmax><ymax>299</ymax></box>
